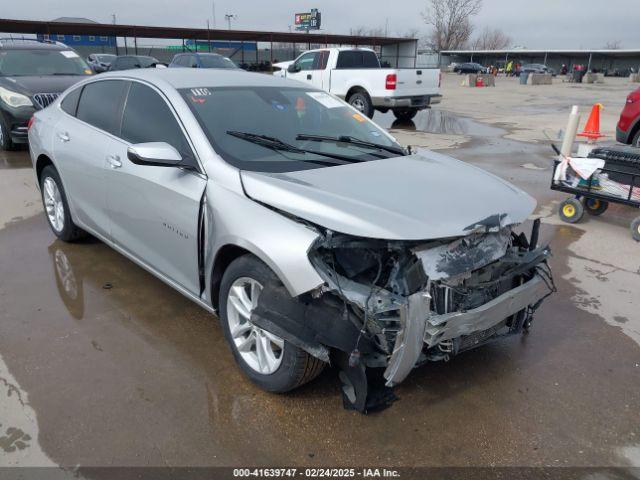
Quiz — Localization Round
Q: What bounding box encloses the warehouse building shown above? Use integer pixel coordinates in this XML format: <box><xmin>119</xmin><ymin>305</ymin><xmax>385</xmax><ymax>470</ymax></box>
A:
<box><xmin>36</xmin><ymin>17</ymin><xmax>116</xmax><ymax>48</ymax></box>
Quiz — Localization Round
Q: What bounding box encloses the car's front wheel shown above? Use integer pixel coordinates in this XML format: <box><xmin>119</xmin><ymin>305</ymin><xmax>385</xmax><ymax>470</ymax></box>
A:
<box><xmin>40</xmin><ymin>165</ymin><xmax>87</xmax><ymax>242</ymax></box>
<box><xmin>0</xmin><ymin>118</ymin><xmax>16</xmax><ymax>151</ymax></box>
<box><xmin>219</xmin><ymin>255</ymin><xmax>324</xmax><ymax>392</ymax></box>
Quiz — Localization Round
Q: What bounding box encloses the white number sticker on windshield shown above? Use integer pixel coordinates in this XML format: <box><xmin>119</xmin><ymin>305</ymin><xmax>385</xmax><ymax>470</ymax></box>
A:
<box><xmin>306</xmin><ymin>91</ymin><xmax>344</xmax><ymax>109</ymax></box>
<box><xmin>60</xmin><ymin>51</ymin><xmax>80</xmax><ymax>58</ymax></box>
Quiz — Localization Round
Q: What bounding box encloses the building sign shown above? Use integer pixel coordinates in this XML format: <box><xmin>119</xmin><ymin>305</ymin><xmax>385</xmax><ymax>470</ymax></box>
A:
<box><xmin>294</xmin><ymin>9</ymin><xmax>321</xmax><ymax>31</ymax></box>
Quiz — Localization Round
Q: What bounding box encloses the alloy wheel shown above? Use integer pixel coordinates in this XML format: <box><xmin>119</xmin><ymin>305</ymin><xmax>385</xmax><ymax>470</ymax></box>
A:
<box><xmin>226</xmin><ymin>277</ymin><xmax>284</xmax><ymax>374</ymax></box>
<box><xmin>43</xmin><ymin>177</ymin><xmax>64</xmax><ymax>232</ymax></box>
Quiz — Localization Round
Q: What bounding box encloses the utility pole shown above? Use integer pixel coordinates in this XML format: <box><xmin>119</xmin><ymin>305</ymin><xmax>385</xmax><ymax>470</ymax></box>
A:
<box><xmin>225</xmin><ymin>14</ymin><xmax>237</xmax><ymax>30</ymax></box>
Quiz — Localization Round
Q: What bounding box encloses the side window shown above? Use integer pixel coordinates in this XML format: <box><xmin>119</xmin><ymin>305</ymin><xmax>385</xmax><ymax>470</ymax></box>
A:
<box><xmin>189</xmin><ymin>56</ymin><xmax>199</xmax><ymax>68</ymax></box>
<box><xmin>295</xmin><ymin>52</ymin><xmax>317</xmax><ymax>71</ymax></box>
<box><xmin>174</xmin><ymin>55</ymin><xmax>186</xmax><ymax>66</ymax></box>
<box><xmin>121</xmin><ymin>82</ymin><xmax>193</xmax><ymax>163</ymax></box>
<box><xmin>336</xmin><ymin>51</ymin><xmax>379</xmax><ymax>69</ymax></box>
<box><xmin>336</xmin><ymin>51</ymin><xmax>361</xmax><ymax>69</ymax></box>
<box><xmin>60</xmin><ymin>87</ymin><xmax>82</xmax><ymax>116</ymax></box>
<box><xmin>76</xmin><ymin>80</ymin><xmax>128</xmax><ymax>135</ymax></box>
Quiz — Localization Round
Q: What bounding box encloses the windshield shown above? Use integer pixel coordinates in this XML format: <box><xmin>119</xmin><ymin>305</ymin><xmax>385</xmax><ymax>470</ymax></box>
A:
<box><xmin>181</xmin><ymin>86</ymin><xmax>402</xmax><ymax>172</ymax></box>
<box><xmin>0</xmin><ymin>49</ymin><xmax>92</xmax><ymax>76</ymax></box>
<box><xmin>199</xmin><ymin>55</ymin><xmax>237</xmax><ymax>69</ymax></box>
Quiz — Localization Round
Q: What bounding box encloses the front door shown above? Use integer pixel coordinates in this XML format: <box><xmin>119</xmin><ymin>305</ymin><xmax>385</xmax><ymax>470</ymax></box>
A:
<box><xmin>105</xmin><ymin>81</ymin><xmax>206</xmax><ymax>295</ymax></box>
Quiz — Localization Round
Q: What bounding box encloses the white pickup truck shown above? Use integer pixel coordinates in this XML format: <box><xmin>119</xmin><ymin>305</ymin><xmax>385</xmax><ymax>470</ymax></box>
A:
<box><xmin>274</xmin><ymin>47</ymin><xmax>441</xmax><ymax>120</ymax></box>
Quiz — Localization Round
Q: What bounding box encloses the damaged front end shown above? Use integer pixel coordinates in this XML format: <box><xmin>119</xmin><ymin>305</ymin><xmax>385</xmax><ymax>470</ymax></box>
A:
<box><xmin>251</xmin><ymin>219</ymin><xmax>554</xmax><ymax>413</ymax></box>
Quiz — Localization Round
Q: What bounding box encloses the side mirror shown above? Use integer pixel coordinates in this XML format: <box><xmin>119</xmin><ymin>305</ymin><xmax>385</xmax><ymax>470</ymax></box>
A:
<box><xmin>287</xmin><ymin>64</ymin><xmax>300</xmax><ymax>73</ymax></box>
<box><xmin>127</xmin><ymin>142</ymin><xmax>182</xmax><ymax>167</ymax></box>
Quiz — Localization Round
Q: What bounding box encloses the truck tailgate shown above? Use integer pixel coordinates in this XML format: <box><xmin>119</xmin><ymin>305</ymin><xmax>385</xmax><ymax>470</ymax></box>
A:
<box><xmin>394</xmin><ymin>69</ymin><xmax>440</xmax><ymax>97</ymax></box>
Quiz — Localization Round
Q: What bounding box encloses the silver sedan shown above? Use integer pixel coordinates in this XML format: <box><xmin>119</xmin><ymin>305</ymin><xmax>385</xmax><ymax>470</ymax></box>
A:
<box><xmin>28</xmin><ymin>69</ymin><xmax>553</xmax><ymax>412</ymax></box>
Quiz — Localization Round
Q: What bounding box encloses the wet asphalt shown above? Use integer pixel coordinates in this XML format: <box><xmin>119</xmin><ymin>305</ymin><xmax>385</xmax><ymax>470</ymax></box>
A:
<box><xmin>0</xmin><ymin>109</ymin><xmax>639</xmax><ymax>469</ymax></box>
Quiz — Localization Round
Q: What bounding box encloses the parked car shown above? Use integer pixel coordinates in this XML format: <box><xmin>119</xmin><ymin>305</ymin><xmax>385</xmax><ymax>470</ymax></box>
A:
<box><xmin>0</xmin><ymin>38</ymin><xmax>92</xmax><ymax>151</ymax></box>
<box><xmin>169</xmin><ymin>52</ymin><xmax>237</xmax><ymax>69</ymax></box>
<box><xmin>108</xmin><ymin>55</ymin><xmax>165</xmax><ymax>71</ymax></box>
<box><xmin>274</xmin><ymin>47</ymin><xmax>441</xmax><ymax>121</ymax></box>
<box><xmin>28</xmin><ymin>69</ymin><xmax>553</xmax><ymax>411</ymax></box>
<box><xmin>87</xmin><ymin>53</ymin><xmax>116</xmax><ymax>73</ymax></box>
<box><xmin>616</xmin><ymin>86</ymin><xmax>640</xmax><ymax>146</ymax></box>
<box><xmin>521</xmin><ymin>63</ymin><xmax>555</xmax><ymax>76</ymax></box>
<box><xmin>453</xmin><ymin>62</ymin><xmax>486</xmax><ymax>74</ymax></box>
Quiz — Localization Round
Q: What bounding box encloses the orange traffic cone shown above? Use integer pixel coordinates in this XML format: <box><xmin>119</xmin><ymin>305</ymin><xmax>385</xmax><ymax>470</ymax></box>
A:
<box><xmin>577</xmin><ymin>103</ymin><xmax>604</xmax><ymax>140</ymax></box>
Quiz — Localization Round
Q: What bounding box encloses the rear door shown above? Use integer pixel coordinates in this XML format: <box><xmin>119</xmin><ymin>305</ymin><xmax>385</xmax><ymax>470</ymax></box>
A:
<box><xmin>53</xmin><ymin>80</ymin><xmax>129</xmax><ymax>238</ymax></box>
<box><xmin>104</xmin><ymin>81</ymin><xmax>206</xmax><ymax>294</ymax></box>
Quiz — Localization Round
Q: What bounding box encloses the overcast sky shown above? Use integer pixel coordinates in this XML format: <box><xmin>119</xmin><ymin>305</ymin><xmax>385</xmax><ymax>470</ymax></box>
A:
<box><xmin>7</xmin><ymin>0</ymin><xmax>639</xmax><ymax>49</ymax></box>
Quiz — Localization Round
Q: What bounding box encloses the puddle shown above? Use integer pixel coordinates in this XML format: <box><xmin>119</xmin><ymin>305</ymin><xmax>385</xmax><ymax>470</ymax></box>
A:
<box><xmin>377</xmin><ymin>108</ymin><xmax>505</xmax><ymax>137</ymax></box>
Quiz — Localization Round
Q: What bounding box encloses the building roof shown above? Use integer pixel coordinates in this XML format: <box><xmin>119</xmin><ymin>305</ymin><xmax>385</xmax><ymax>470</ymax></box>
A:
<box><xmin>0</xmin><ymin>18</ymin><xmax>415</xmax><ymax>46</ymax></box>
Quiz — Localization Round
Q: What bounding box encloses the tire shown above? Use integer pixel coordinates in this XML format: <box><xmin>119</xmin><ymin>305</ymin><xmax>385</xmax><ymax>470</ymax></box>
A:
<box><xmin>40</xmin><ymin>165</ymin><xmax>87</xmax><ymax>242</ymax></box>
<box><xmin>583</xmin><ymin>198</ymin><xmax>609</xmax><ymax>216</ymax></box>
<box><xmin>347</xmin><ymin>91</ymin><xmax>374</xmax><ymax>118</ymax></box>
<box><xmin>0</xmin><ymin>117</ymin><xmax>16</xmax><ymax>151</ymax></box>
<box><xmin>631</xmin><ymin>217</ymin><xmax>640</xmax><ymax>242</ymax></box>
<box><xmin>558</xmin><ymin>197</ymin><xmax>584</xmax><ymax>224</ymax></box>
<box><xmin>219</xmin><ymin>254</ymin><xmax>324</xmax><ymax>393</ymax></box>
<box><xmin>392</xmin><ymin>108</ymin><xmax>419</xmax><ymax>122</ymax></box>
<box><xmin>632</xmin><ymin>129</ymin><xmax>640</xmax><ymax>148</ymax></box>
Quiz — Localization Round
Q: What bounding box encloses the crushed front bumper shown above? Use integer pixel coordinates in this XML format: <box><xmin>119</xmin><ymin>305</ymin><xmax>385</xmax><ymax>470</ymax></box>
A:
<box><xmin>383</xmin><ymin>273</ymin><xmax>551</xmax><ymax>387</ymax></box>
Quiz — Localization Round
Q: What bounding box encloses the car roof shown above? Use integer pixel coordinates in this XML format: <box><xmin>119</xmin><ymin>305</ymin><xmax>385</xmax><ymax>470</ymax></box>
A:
<box><xmin>0</xmin><ymin>39</ymin><xmax>68</xmax><ymax>51</ymax></box>
<box><xmin>96</xmin><ymin>68</ymin><xmax>304</xmax><ymax>90</ymax></box>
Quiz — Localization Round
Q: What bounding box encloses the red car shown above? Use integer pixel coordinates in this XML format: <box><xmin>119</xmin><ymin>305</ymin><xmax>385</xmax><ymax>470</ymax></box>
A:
<box><xmin>616</xmin><ymin>86</ymin><xmax>640</xmax><ymax>147</ymax></box>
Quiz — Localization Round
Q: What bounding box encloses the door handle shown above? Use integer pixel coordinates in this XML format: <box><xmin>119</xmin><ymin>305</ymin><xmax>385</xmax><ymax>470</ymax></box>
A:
<box><xmin>107</xmin><ymin>154</ymin><xmax>122</xmax><ymax>169</ymax></box>
<box><xmin>57</xmin><ymin>132</ymin><xmax>70</xmax><ymax>142</ymax></box>
<box><xmin>307</xmin><ymin>74</ymin><xmax>312</xmax><ymax>80</ymax></box>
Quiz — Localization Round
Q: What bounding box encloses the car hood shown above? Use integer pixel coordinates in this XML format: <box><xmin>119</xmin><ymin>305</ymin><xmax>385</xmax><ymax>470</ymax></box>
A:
<box><xmin>0</xmin><ymin>75</ymin><xmax>87</xmax><ymax>96</ymax></box>
<box><xmin>241</xmin><ymin>148</ymin><xmax>536</xmax><ymax>241</ymax></box>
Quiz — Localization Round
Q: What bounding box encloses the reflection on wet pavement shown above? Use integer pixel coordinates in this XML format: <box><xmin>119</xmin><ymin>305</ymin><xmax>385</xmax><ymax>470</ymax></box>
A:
<box><xmin>1</xmin><ymin>214</ymin><xmax>639</xmax><ymax>467</ymax></box>
<box><xmin>0</xmin><ymin>148</ymin><xmax>31</xmax><ymax>170</ymax></box>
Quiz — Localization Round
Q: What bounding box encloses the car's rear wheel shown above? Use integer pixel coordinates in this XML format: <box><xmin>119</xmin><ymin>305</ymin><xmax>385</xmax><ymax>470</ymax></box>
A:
<box><xmin>347</xmin><ymin>91</ymin><xmax>374</xmax><ymax>118</ymax></box>
<box><xmin>40</xmin><ymin>166</ymin><xmax>87</xmax><ymax>242</ymax></box>
<box><xmin>632</xmin><ymin>129</ymin><xmax>640</xmax><ymax>147</ymax></box>
<box><xmin>219</xmin><ymin>255</ymin><xmax>324</xmax><ymax>392</ymax></box>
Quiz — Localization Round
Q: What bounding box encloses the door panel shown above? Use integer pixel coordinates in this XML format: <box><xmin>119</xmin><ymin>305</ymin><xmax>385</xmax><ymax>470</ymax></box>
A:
<box><xmin>53</xmin><ymin>117</ymin><xmax>111</xmax><ymax>237</ymax></box>
<box><xmin>105</xmin><ymin>152</ymin><xmax>206</xmax><ymax>294</ymax></box>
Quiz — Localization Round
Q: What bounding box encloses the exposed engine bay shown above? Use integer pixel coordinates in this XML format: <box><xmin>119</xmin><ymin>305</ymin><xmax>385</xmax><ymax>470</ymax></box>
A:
<box><xmin>250</xmin><ymin>219</ymin><xmax>554</xmax><ymax>413</ymax></box>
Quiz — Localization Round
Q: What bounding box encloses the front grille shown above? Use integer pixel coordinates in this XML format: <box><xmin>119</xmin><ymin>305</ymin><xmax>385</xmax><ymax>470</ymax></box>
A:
<box><xmin>32</xmin><ymin>93</ymin><xmax>60</xmax><ymax>110</ymax></box>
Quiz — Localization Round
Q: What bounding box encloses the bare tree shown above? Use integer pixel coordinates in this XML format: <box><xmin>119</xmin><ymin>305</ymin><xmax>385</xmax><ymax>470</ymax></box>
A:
<box><xmin>422</xmin><ymin>0</ymin><xmax>482</xmax><ymax>51</ymax></box>
<box><xmin>349</xmin><ymin>26</ymin><xmax>387</xmax><ymax>37</ymax></box>
<box><xmin>470</xmin><ymin>26</ymin><xmax>511</xmax><ymax>50</ymax></box>
<box><xmin>604</xmin><ymin>40</ymin><xmax>622</xmax><ymax>49</ymax></box>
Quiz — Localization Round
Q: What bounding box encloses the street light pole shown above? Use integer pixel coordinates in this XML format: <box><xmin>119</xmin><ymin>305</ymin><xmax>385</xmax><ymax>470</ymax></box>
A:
<box><xmin>225</xmin><ymin>14</ymin><xmax>237</xmax><ymax>30</ymax></box>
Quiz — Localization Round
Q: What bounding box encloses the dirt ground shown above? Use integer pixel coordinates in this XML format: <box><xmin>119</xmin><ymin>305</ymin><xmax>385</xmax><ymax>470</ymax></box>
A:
<box><xmin>1</xmin><ymin>74</ymin><xmax>639</xmax><ymax>471</ymax></box>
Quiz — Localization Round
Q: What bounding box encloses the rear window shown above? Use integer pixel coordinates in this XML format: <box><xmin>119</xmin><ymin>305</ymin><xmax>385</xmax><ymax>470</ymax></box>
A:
<box><xmin>336</xmin><ymin>51</ymin><xmax>380</xmax><ymax>69</ymax></box>
<box><xmin>60</xmin><ymin>87</ymin><xmax>82</xmax><ymax>116</ymax></box>
<box><xmin>199</xmin><ymin>54</ymin><xmax>237</xmax><ymax>69</ymax></box>
<box><xmin>76</xmin><ymin>80</ymin><xmax>128</xmax><ymax>135</ymax></box>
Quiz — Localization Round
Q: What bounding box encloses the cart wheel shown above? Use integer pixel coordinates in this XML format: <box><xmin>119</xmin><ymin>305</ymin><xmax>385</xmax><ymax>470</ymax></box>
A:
<box><xmin>631</xmin><ymin>217</ymin><xmax>640</xmax><ymax>242</ymax></box>
<box><xmin>583</xmin><ymin>198</ymin><xmax>609</xmax><ymax>216</ymax></box>
<box><xmin>559</xmin><ymin>198</ymin><xmax>584</xmax><ymax>224</ymax></box>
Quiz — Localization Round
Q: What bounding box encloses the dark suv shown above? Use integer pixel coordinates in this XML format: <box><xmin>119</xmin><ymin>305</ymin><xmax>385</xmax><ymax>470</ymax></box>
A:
<box><xmin>0</xmin><ymin>38</ymin><xmax>92</xmax><ymax>150</ymax></box>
